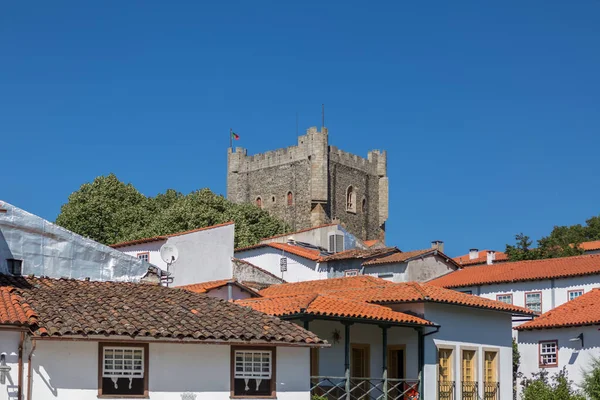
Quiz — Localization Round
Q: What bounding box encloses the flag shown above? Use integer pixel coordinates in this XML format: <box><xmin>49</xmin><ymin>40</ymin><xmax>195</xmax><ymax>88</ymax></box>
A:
<box><xmin>232</xmin><ymin>132</ymin><xmax>240</xmax><ymax>140</ymax></box>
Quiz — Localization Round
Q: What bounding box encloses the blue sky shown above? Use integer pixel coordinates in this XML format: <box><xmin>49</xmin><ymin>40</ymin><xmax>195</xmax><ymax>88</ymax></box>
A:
<box><xmin>2</xmin><ymin>1</ymin><xmax>599</xmax><ymax>256</ymax></box>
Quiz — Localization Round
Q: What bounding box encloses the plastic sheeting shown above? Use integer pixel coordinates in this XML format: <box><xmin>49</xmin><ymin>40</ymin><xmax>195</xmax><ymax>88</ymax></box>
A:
<box><xmin>0</xmin><ymin>200</ymin><xmax>167</xmax><ymax>282</ymax></box>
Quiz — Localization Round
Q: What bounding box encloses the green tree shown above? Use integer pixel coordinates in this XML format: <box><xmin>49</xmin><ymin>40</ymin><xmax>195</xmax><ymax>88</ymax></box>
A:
<box><xmin>580</xmin><ymin>356</ymin><xmax>600</xmax><ymax>399</ymax></box>
<box><xmin>520</xmin><ymin>368</ymin><xmax>584</xmax><ymax>400</ymax></box>
<box><xmin>56</xmin><ymin>174</ymin><xmax>287</xmax><ymax>248</ymax></box>
<box><xmin>513</xmin><ymin>338</ymin><xmax>521</xmax><ymax>400</ymax></box>
<box><xmin>505</xmin><ymin>233</ymin><xmax>541</xmax><ymax>261</ymax></box>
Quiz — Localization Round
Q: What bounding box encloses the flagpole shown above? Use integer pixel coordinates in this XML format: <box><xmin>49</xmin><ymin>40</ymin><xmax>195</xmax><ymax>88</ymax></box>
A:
<box><xmin>229</xmin><ymin>128</ymin><xmax>232</xmax><ymax>148</ymax></box>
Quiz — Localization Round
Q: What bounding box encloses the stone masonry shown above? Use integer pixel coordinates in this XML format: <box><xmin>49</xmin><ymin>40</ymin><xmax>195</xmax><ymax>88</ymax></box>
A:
<box><xmin>227</xmin><ymin>127</ymin><xmax>388</xmax><ymax>241</ymax></box>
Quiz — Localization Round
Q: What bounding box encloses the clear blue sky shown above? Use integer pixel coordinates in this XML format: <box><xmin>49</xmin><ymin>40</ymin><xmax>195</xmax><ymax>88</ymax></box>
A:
<box><xmin>2</xmin><ymin>1</ymin><xmax>599</xmax><ymax>257</ymax></box>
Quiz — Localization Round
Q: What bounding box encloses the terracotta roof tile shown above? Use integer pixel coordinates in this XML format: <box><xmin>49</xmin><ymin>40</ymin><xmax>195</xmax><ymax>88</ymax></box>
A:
<box><xmin>363</xmin><ymin>240</ymin><xmax>379</xmax><ymax>248</ymax></box>
<box><xmin>110</xmin><ymin>221</ymin><xmax>234</xmax><ymax>248</ymax></box>
<box><xmin>453</xmin><ymin>250</ymin><xmax>508</xmax><ymax>266</ymax></box>
<box><xmin>237</xmin><ymin>293</ymin><xmax>435</xmax><ymax>326</ymax></box>
<box><xmin>0</xmin><ymin>276</ymin><xmax>323</xmax><ymax>345</ymax></box>
<box><xmin>177</xmin><ymin>278</ymin><xmax>261</xmax><ymax>296</ymax></box>
<box><xmin>363</xmin><ymin>248</ymin><xmax>461</xmax><ymax>269</ymax></box>
<box><xmin>517</xmin><ymin>289</ymin><xmax>600</xmax><ymax>330</ymax></box>
<box><xmin>429</xmin><ymin>254</ymin><xmax>600</xmax><ymax>288</ymax></box>
<box><xmin>259</xmin><ymin>276</ymin><xmax>393</xmax><ymax>298</ymax></box>
<box><xmin>319</xmin><ymin>247</ymin><xmax>398</xmax><ymax>262</ymax></box>
<box><xmin>0</xmin><ymin>287</ymin><xmax>37</xmax><ymax>325</ymax></box>
<box><xmin>580</xmin><ymin>240</ymin><xmax>600</xmax><ymax>251</ymax></box>
<box><xmin>235</xmin><ymin>242</ymin><xmax>323</xmax><ymax>261</ymax></box>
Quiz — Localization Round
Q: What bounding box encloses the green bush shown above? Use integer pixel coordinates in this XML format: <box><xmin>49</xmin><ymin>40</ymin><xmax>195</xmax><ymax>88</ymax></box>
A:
<box><xmin>311</xmin><ymin>395</ymin><xmax>327</xmax><ymax>400</ymax></box>
<box><xmin>581</xmin><ymin>357</ymin><xmax>600</xmax><ymax>399</ymax></box>
<box><xmin>520</xmin><ymin>368</ymin><xmax>584</xmax><ymax>400</ymax></box>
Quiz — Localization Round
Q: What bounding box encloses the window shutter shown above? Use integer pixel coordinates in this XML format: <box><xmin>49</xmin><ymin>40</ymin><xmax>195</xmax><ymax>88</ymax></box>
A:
<box><xmin>329</xmin><ymin>235</ymin><xmax>335</xmax><ymax>252</ymax></box>
<box><xmin>336</xmin><ymin>235</ymin><xmax>344</xmax><ymax>253</ymax></box>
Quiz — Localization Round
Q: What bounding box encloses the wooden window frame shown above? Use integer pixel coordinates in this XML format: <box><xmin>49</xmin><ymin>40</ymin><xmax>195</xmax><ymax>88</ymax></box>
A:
<box><xmin>539</xmin><ymin>340</ymin><xmax>558</xmax><ymax>368</ymax></box>
<box><xmin>525</xmin><ymin>291</ymin><xmax>542</xmax><ymax>312</ymax></box>
<box><xmin>484</xmin><ymin>351</ymin><xmax>498</xmax><ymax>383</ymax></box>
<box><xmin>568</xmin><ymin>289</ymin><xmax>584</xmax><ymax>301</ymax></box>
<box><xmin>461</xmin><ymin>349</ymin><xmax>477</xmax><ymax>383</ymax></box>
<box><xmin>98</xmin><ymin>342</ymin><xmax>149</xmax><ymax>398</ymax></box>
<box><xmin>437</xmin><ymin>347</ymin><xmax>454</xmax><ymax>383</ymax></box>
<box><xmin>136</xmin><ymin>252</ymin><xmax>149</xmax><ymax>262</ymax></box>
<box><xmin>230</xmin><ymin>346</ymin><xmax>276</xmax><ymax>399</ymax></box>
<box><xmin>496</xmin><ymin>293</ymin><xmax>513</xmax><ymax>304</ymax></box>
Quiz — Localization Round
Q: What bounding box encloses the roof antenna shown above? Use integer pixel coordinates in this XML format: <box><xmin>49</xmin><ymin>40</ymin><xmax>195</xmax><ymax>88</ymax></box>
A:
<box><xmin>321</xmin><ymin>104</ymin><xmax>325</xmax><ymax>130</ymax></box>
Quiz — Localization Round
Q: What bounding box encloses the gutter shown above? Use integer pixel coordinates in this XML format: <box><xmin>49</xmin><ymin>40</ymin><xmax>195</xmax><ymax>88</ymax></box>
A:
<box><xmin>18</xmin><ymin>331</ymin><xmax>24</xmax><ymax>400</ymax></box>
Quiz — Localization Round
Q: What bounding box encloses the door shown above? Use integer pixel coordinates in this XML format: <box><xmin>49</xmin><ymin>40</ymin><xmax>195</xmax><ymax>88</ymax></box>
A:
<box><xmin>484</xmin><ymin>351</ymin><xmax>498</xmax><ymax>400</ymax></box>
<box><xmin>438</xmin><ymin>348</ymin><xmax>454</xmax><ymax>400</ymax></box>
<box><xmin>388</xmin><ymin>346</ymin><xmax>413</xmax><ymax>398</ymax></box>
<box><xmin>351</xmin><ymin>344</ymin><xmax>370</xmax><ymax>398</ymax></box>
<box><xmin>462</xmin><ymin>350</ymin><xmax>477</xmax><ymax>400</ymax></box>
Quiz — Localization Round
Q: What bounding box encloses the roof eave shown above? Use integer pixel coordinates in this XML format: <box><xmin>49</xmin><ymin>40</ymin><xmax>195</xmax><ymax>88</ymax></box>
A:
<box><xmin>278</xmin><ymin>312</ymin><xmax>437</xmax><ymax>329</ymax></box>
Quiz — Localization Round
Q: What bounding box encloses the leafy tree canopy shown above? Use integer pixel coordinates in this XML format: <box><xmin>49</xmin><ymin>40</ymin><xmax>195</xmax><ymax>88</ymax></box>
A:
<box><xmin>56</xmin><ymin>174</ymin><xmax>287</xmax><ymax>248</ymax></box>
<box><xmin>506</xmin><ymin>215</ymin><xmax>600</xmax><ymax>261</ymax></box>
<box><xmin>520</xmin><ymin>368</ymin><xmax>584</xmax><ymax>400</ymax></box>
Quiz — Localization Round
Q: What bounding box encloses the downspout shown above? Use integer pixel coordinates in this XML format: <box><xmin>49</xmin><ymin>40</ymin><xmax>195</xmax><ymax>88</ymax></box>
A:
<box><xmin>17</xmin><ymin>331</ymin><xmax>24</xmax><ymax>400</ymax></box>
<box><xmin>227</xmin><ymin>282</ymin><xmax>233</xmax><ymax>301</ymax></box>
<box><xmin>26</xmin><ymin>338</ymin><xmax>36</xmax><ymax>400</ymax></box>
<box><xmin>419</xmin><ymin>326</ymin><xmax>441</xmax><ymax>398</ymax></box>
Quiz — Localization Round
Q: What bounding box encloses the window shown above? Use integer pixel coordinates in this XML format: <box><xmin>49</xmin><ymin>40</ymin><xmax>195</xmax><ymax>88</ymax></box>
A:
<box><xmin>271</xmin><ymin>196</ymin><xmax>276</xmax><ymax>203</ymax></box>
<box><xmin>459</xmin><ymin>290</ymin><xmax>472</xmax><ymax>295</ymax></box>
<box><xmin>361</xmin><ymin>198</ymin><xmax>367</xmax><ymax>213</ymax></box>
<box><xmin>438</xmin><ymin>348</ymin><xmax>453</xmax><ymax>383</ymax></box>
<box><xmin>6</xmin><ymin>259</ymin><xmax>22</xmax><ymax>276</ymax></box>
<box><xmin>328</xmin><ymin>233</ymin><xmax>344</xmax><ymax>253</ymax></box>
<box><xmin>568</xmin><ymin>290</ymin><xmax>584</xmax><ymax>301</ymax></box>
<box><xmin>287</xmin><ymin>192</ymin><xmax>293</xmax><ymax>206</ymax></box>
<box><xmin>345</xmin><ymin>269</ymin><xmax>359</xmax><ymax>277</ymax></box>
<box><xmin>539</xmin><ymin>341</ymin><xmax>558</xmax><ymax>367</ymax></box>
<box><xmin>462</xmin><ymin>350</ymin><xmax>476</xmax><ymax>382</ymax></box>
<box><xmin>232</xmin><ymin>348</ymin><xmax>275</xmax><ymax>397</ymax></box>
<box><xmin>484</xmin><ymin>351</ymin><xmax>497</xmax><ymax>383</ymax></box>
<box><xmin>99</xmin><ymin>343</ymin><xmax>148</xmax><ymax>397</ymax></box>
<box><xmin>256</xmin><ymin>197</ymin><xmax>262</xmax><ymax>208</ymax></box>
<box><xmin>346</xmin><ymin>186</ymin><xmax>356</xmax><ymax>213</ymax></box>
<box><xmin>525</xmin><ymin>292</ymin><xmax>542</xmax><ymax>312</ymax></box>
<box><xmin>496</xmin><ymin>294</ymin><xmax>513</xmax><ymax>304</ymax></box>
<box><xmin>136</xmin><ymin>252</ymin><xmax>149</xmax><ymax>262</ymax></box>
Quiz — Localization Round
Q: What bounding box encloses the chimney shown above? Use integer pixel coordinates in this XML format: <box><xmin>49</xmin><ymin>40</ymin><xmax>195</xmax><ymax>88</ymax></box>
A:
<box><xmin>431</xmin><ymin>240</ymin><xmax>444</xmax><ymax>253</ymax></box>
<box><xmin>487</xmin><ymin>250</ymin><xmax>496</xmax><ymax>265</ymax></box>
<box><xmin>469</xmin><ymin>249</ymin><xmax>479</xmax><ymax>260</ymax></box>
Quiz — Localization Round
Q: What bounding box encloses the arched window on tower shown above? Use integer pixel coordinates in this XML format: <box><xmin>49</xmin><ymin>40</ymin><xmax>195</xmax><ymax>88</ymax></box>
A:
<box><xmin>256</xmin><ymin>197</ymin><xmax>262</xmax><ymax>208</ymax></box>
<box><xmin>287</xmin><ymin>192</ymin><xmax>293</xmax><ymax>206</ymax></box>
<box><xmin>362</xmin><ymin>197</ymin><xmax>367</xmax><ymax>213</ymax></box>
<box><xmin>346</xmin><ymin>186</ymin><xmax>356</xmax><ymax>213</ymax></box>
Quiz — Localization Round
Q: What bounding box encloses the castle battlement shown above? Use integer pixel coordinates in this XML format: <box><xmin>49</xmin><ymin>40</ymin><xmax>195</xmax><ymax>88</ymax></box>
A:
<box><xmin>328</xmin><ymin>147</ymin><xmax>387</xmax><ymax>176</ymax></box>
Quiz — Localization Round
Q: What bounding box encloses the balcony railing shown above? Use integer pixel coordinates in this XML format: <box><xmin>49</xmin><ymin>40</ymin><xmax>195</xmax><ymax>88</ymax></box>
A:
<box><xmin>483</xmin><ymin>381</ymin><xmax>499</xmax><ymax>400</ymax></box>
<box><xmin>461</xmin><ymin>381</ymin><xmax>478</xmax><ymax>400</ymax></box>
<box><xmin>310</xmin><ymin>376</ymin><xmax>419</xmax><ymax>400</ymax></box>
<box><xmin>438</xmin><ymin>381</ymin><xmax>455</xmax><ymax>400</ymax></box>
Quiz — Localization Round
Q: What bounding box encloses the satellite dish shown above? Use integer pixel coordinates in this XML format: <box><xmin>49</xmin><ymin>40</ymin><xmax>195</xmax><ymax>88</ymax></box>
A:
<box><xmin>160</xmin><ymin>244</ymin><xmax>179</xmax><ymax>264</ymax></box>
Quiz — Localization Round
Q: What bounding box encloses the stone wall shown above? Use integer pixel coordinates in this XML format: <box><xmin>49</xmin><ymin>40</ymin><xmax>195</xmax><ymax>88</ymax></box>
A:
<box><xmin>232</xmin><ymin>258</ymin><xmax>285</xmax><ymax>290</ymax></box>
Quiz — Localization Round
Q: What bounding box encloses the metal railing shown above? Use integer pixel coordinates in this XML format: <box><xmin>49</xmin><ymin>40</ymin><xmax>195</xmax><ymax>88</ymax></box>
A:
<box><xmin>438</xmin><ymin>381</ymin><xmax>455</xmax><ymax>400</ymax></box>
<box><xmin>310</xmin><ymin>376</ymin><xmax>419</xmax><ymax>400</ymax></box>
<box><xmin>483</xmin><ymin>382</ymin><xmax>499</xmax><ymax>400</ymax></box>
<box><xmin>461</xmin><ymin>381</ymin><xmax>478</xmax><ymax>400</ymax></box>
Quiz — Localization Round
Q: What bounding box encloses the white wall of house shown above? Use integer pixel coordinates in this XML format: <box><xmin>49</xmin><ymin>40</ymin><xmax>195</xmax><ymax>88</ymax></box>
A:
<box><xmin>261</xmin><ymin>225</ymin><xmax>359</xmax><ymax>252</ymax></box>
<box><xmin>422</xmin><ymin>304</ymin><xmax>513</xmax><ymax>400</ymax></box>
<box><xmin>235</xmin><ymin>247</ymin><xmax>326</xmax><ymax>283</ymax></box>
<box><xmin>118</xmin><ymin>223</ymin><xmax>235</xmax><ymax>287</ymax></box>
<box><xmin>0</xmin><ymin>331</ymin><xmax>22</xmax><ymax>400</ymax></box>
<box><xmin>27</xmin><ymin>339</ymin><xmax>310</xmax><ymax>400</ymax></box>
<box><xmin>518</xmin><ymin>326</ymin><xmax>598</xmax><ymax>392</ymax></box>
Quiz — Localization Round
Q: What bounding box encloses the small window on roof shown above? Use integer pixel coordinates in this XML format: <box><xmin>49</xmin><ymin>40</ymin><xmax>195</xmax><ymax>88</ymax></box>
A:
<box><xmin>328</xmin><ymin>233</ymin><xmax>344</xmax><ymax>253</ymax></box>
<box><xmin>7</xmin><ymin>259</ymin><xmax>22</xmax><ymax>276</ymax></box>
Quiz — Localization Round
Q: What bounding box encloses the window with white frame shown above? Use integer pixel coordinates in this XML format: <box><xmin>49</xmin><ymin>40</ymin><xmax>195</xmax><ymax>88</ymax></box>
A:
<box><xmin>328</xmin><ymin>233</ymin><xmax>344</xmax><ymax>253</ymax></box>
<box><xmin>345</xmin><ymin>269</ymin><xmax>359</xmax><ymax>277</ymax></box>
<box><xmin>569</xmin><ymin>290</ymin><xmax>584</xmax><ymax>301</ymax></box>
<box><xmin>525</xmin><ymin>292</ymin><xmax>542</xmax><ymax>312</ymax></box>
<box><xmin>496</xmin><ymin>294</ymin><xmax>513</xmax><ymax>304</ymax></box>
<box><xmin>233</xmin><ymin>349</ymin><xmax>274</xmax><ymax>397</ymax></box>
<box><xmin>136</xmin><ymin>253</ymin><xmax>149</xmax><ymax>262</ymax></box>
<box><xmin>539</xmin><ymin>341</ymin><xmax>558</xmax><ymax>367</ymax></box>
<box><xmin>100</xmin><ymin>344</ymin><xmax>147</xmax><ymax>396</ymax></box>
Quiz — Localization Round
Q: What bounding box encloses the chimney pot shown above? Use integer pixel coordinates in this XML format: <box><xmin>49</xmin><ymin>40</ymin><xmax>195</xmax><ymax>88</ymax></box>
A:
<box><xmin>431</xmin><ymin>240</ymin><xmax>444</xmax><ymax>253</ymax></box>
<box><xmin>469</xmin><ymin>248</ymin><xmax>479</xmax><ymax>260</ymax></box>
<box><xmin>486</xmin><ymin>250</ymin><xmax>496</xmax><ymax>265</ymax></box>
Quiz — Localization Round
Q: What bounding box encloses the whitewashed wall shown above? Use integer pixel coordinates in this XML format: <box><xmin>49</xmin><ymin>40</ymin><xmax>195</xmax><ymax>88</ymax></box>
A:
<box><xmin>0</xmin><ymin>331</ymin><xmax>22</xmax><ymax>400</ymax></box>
<box><xmin>118</xmin><ymin>223</ymin><xmax>235</xmax><ymax>287</ymax></box>
<box><xmin>235</xmin><ymin>247</ymin><xmax>326</xmax><ymax>283</ymax></box>
<box><xmin>261</xmin><ymin>225</ymin><xmax>360</xmax><ymax>252</ymax></box>
<box><xmin>28</xmin><ymin>339</ymin><xmax>310</xmax><ymax>400</ymax></box>
<box><xmin>422</xmin><ymin>304</ymin><xmax>513</xmax><ymax>400</ymax></box>
<box><xmin>359</xmin><ymin>255</ymin><xmax>457</xmax><ymax>283</ymax></box>
<box><xmin>518</xmin><ymin>326</ymin><xmax>599</xmax><ymax>391</ymax></box>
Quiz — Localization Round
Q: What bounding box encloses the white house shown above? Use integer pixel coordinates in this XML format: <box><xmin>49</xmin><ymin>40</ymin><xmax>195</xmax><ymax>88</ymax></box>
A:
<box><xmin>111</xmin><ymin>222</ymin><xmax>235</xmax><ymax>287</ymax></box>
<box><xmin>516</xmin><ymin>288</ymin><xmax>600</xmax><ymax>389</ymax></box>
<box><xmin>453</xmin><ymin>249</ymin><xmax>509</xmax><ymax>267</ymax></box>
<box><xmin>235</xmin><ymin>275</ymin><xmax>534</xmax><ymax>400</ymax></box>
<box><xmin>0</xmin><ymin>200</ymin><xmax>163</xmax><ymax>282</ymax></box>
<box><xmin>0</xmin><ymin>275</ymin><xmax>325</xmax><ymax>400</ymax></box>
<box><xmin>260</xmin><ymin>223</ymin><xmax>369</xmax><ymax>253</ymax></box>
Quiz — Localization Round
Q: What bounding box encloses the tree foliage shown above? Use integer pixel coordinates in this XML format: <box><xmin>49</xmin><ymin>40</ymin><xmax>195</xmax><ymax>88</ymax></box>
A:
<box><xmin>520</xmin><ymin>368</ymin><xmax>584</xmax><ymax>400</ymax></box>
<box><xmin>56</xmin><ymin>174</ymin><xmax>287</xmax><ymax>248</ymax></box>
<box><xmin>506</xmin><ymin>215</ymin><xmax>600</xmax><ymax>261</ymax></box>
<box><xmin>581</xmin><ymin>357</ymin><xmax>600</xmax><ymax>399</ymax></box>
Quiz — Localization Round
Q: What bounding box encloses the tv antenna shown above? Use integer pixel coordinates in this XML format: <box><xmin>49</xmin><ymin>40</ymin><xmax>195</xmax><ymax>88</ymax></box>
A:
<box><xmin>159</xmin><ymin>243</ymin><xmax>179</xmax><ymax>287</ymax></box>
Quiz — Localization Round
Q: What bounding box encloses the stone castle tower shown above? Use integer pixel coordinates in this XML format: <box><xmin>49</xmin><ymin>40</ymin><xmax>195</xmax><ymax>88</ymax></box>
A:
<box><xmin>227</xmin><ymin>127</ymin><xmax>388</xmax><ymax>241</ymax></box>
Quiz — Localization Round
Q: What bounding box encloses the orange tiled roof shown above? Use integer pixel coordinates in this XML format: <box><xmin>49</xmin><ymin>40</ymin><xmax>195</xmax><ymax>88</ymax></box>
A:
<box><xmin>580</xmin><ymin>240</ymin><xmax>600</xmax><ymax>252</ymax></box>
<box><xmin>363</xmin><ymin>248</ymin><xmax>461</xmax><ymax>268</ymax></box>
<box><xmin>363</xmin><ymin>240</ymin><xmax>379</xmax><ymax>248</ymax></box>
<box><xmin>235</xmin><ymin>242</ymin><xmax>323</xmax><ymax>261</ymax></box>
<box><xmin>110</xmin><ymin>221</ymin><xmax>234</xmax><ymax>248</ymax></box>
<box><xmin>256</xmin><ymin>276</ymin><xmax>533</xmax><ymax>316</ymax></box>
<box><xmin>260</xmin><ymin>223</ymin><xmax>338</xmax><ymax>241</ymax></box>
<box><xmin>0</xmin><ymin>287</ymin><xmax>37</xmax><ymax>326</ymax></box>
<box><xmin>453</xmin><ymin>250</ymin><xmax>508</xmax><ymax>266</ymax></box>
<box><xmin>236</xmin><ymin>293</ymin><xmax>435</xmax><ymax>326</ymax></box>
<box><xmin>517</xmin><ymin>289</ymin><xmax>600</xmax><ymax>330</ymax></box>
<box><xmin>429</xmin><ymin>254</ymin><xmax>600</xmax><ymax>288</ymax></box>
<box><xmin>320</xmin><ymin>247</ymin><xmax>398</xmax><ymax>262</ymax></box>
<box><xmin>259</xmin><ymin>275</ymin><xmax>393</xmax><ymax>298</ymax></box>
<box><xmin>178</xmin><ymin>278</ymin><xmax>261</xmax><ymax>296</ymax></box>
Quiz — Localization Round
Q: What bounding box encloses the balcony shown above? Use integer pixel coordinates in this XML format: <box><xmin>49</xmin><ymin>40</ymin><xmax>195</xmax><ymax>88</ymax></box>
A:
<box><xmin>438</xmin><ymin>381</ymin><xmax>455</xmax><ymax>400</ymax></box>
<box><xmin>311</xmin><ymin>376</ymin><xmax>419</xmax><ymax>400</ymax></box>
<box><xmin>483</xmin><ymin>381</ymin><xmax>499</xmax><ymax>400</ymax></box>
<box><xmin>461</xmin><ymin>381</ymin><xmax>478</xmax><ymax>400</ymax></box>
